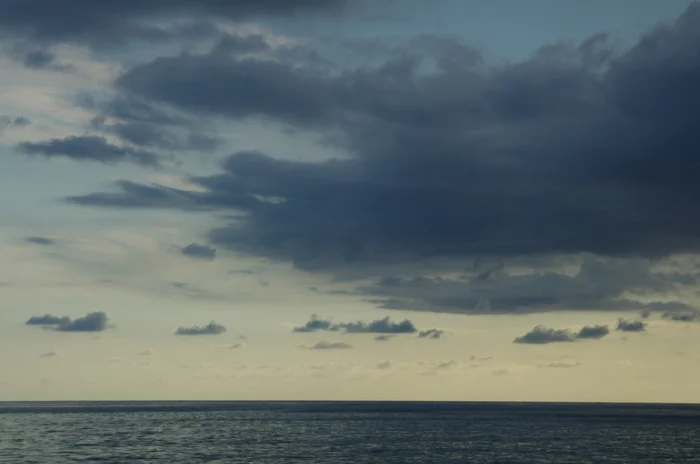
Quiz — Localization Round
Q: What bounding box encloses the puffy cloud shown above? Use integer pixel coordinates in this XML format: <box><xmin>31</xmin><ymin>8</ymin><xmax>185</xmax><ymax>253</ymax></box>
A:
<box><xmin>514</xmin><ymin>326</ymin><xmax>576</xmax><ymax>344</ymax></box>
<box><xmin>174</xmin><ymin>321</ymin><xmax>226</xmax><ymax>335</ymax></box>
<box><xmin>293</xmin><ymin>314</ymin><xmax>337</xmax><ymax>333</ymax></box>
<box><xmin>575</xmin><ymin>325</ymin><xmax>609</xmax><ymax>339</ymax></box>
<box><xmin>56</xmin><ymin>312</ymin><xmax>110</xmax><ymax>332</ymax></box>
<box><xmin>616</xmin><ymin>318</ymin><xmax>646</xmax><ymax>333</ymax></box>
<box><xmin>181</xmin><ymin>243</ymin><xmax>217</xmax><ymax>261</ymax></box>
<box><xmin>26</xmin><ymin>312</ymin><xmax>109</xmax><ymax>332</ymax></box>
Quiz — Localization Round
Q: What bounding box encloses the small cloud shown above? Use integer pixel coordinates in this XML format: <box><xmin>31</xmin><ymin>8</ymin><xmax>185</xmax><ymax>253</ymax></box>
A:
<box><xmin>25</xmin><ymin>236</ymin><xmax>56</xmax><ymax>246</ymax></box>
<box><xmin>211</xmin><ymin>342</ymin><xmax>247</xmax><ymax>349</ymax></box>
<box><xmin>640</xmin><ymin>310</ymin><xmax>652</xmax><ymax>319</ymax></box>
<box><xmin>661</xmin><ymin>310</ymin><xmax>700</xmax><ymax>322</ymax></box>
<box><xmin>175</xmin><ymin>321</ymin><xmax>226</xmax><ymax>336</ymax></box>
<box><xmin>339</xmin><ymin>317</ymin><xmax>417</xmax><ymax>334</ymax></box>
<box><xmin>418</xmin><ymin>328</ymin><xmax>445</xmax><ymax>339</ymax></box>
<box><xmin>40</xmin><ymin>350</ymin><xmax>58</xmax><ymax>358</ymax></box>
<box><xmin>181</xmin><ymin>243</ymin><xmax>216</xmax><ymax>261</ymax></box>
<box><xmin>469</xmin><ymin>355</ymin><xmax>493</xmax><ymax>361</ymax></box>
<box><xmin>575</xmin><ymin>325</ymin><xmax>609</xmax><ymax>339</ymax></box>
<box><xmin>293</xmin><ymin>314</ymin><xmax>336</xmax><ymax>333</ymax></box>
<box><xmin>537</xmin><ymin>361</ymin><xmax>581</xmax><ymax>369</ymax></box>
<box><xmin>514</xmin><ymin>325</ymin><xmax>575</xmax><ymax>344</ymax></box>
<box><xmin>492</xmin><ymin>369</ymin><xmax>510</xmax><ymax>376</ymax></box>
<box><xmin>304</xmin><ymin>340</ymin><xmax>353</xmax><ymax>350</ymax></box>
<box><xmin>374</xmin><ymin>334</ymin><xmax>394</xmax><ymax>341</ymax></box>
<box><xmin>57</xmin><ymin>312</ymin><xmax>109</xmax><ymax>332</ymax></box>
<box><xmin>616</xmin><ymin>318</ymin><xmax>646</xmax><ymax>333</ymax></box>
<box><xmin>27</xmin><ymin>312</ymin><xmax>109</xmax><ymax>332</ymax></box>
<box><xmin>377</xmin><ymin>360</ymin><xmax>391</xmax><ymax>369</ymax></box>
<box><xmin>26</xmin><ymin>314</ymin><xmax>71</xmax><ymax>326</ymax></box>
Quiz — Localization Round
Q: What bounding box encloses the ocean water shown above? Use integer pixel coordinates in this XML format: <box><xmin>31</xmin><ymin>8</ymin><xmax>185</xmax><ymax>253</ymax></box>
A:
<box><xmin>1</xmin><ymin>402</ymin><xmax>700</xmax><ymax>463</ymax></box>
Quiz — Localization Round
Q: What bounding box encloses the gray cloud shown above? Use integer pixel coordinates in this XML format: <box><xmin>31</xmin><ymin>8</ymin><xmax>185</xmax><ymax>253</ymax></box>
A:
<box><xmin>0</xmin><ymin>0</ymin><xmax>353</xmax><ymax>49</ymax></box>
<box><xmin>0</xmin><ymin>115</ymin><xmax>30</xmax><ymax>132</ymax></box>
<box><xmin>616</xmin><ymin>318</ymin><xmax>647</xmax><ymax>333</ymax></box>
<box><xmin>515</xmin><ymin>323</ymin><xmax>612</xmax><ymax>344</ymax></box>
<box><xmin>537</xmin><ymin>361</ymin><xmax>581</xmax><ymax>369</ymax></box>
<box><xmin>514</xmin><ymin>326</ymin><xmax>576</xmax><ymax>344</ymax></box>
<box><xmin>575</xmin><ymin>324</ymin><xmax>609</xmax><ymax>339</ymax></box>
<box><xmin>26</xmin><ymin>314</ymin><xmax>71</xmax><ymax>326</ymax></box>
<box><xmin>175</xmin><ymin>321</ymin><xmax>226</xmax><ymax>335</ymax></box>
<box><xmin>62</xmin><ymin>4</ymin><xmax>700</xmax><ymax>313</ymax></box>
<box><xmin>305</xmin><ymin>340</ymin><xmax>352</xmax><ymax>350</ymax></box>
<box><xmin>25</xmin><ymin>236</ymin><xmax>56</xmax><ymax>246</ymax></box>
<box><xmin>56</xmin><ymin>312</ymin><xmax>110</xmax><ymax>332</ymax></box>
<box><xmin>662</xmin><ymin>310</ymin><xmax>700</xmax><ymax>322</ymax></box>
<box><xmin>40</xmin><ymin>350</ymin><xmax>59</xmax><ymax>358</ymax></box>
<box><xmin>293</xmin><ymin>315</ymin><xmax>417</xmax><ymax>334</ymax></box>
<box><xmin>418</xmin><ymin>328</ymin><xmax>445</xmax><ymax>339</ymax></box>
<box><xmin>181</xmin><ymin>243</ymin><xmax>217</xmax><ymax>261</ymax></box>
<box><xmin>18</xmin><ymin>135</ymin><xmax>161</xmax><ymax>167</ymax></box>
<box><xmin>293</xmin><ymin>314</ymin><xmax>337</xmax><ymax>333</ymax></box>
<box><xmin>374</xmin><ymin>334</ymin><xmax>394</xmax><ymax>341</ymax></box>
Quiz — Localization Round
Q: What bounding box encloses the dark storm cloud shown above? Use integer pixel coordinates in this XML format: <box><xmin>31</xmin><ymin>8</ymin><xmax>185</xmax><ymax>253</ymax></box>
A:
<box><xmin>18</xmin><ymin>136</ymin><xmax>161</xmax><ymax>167</ymax></box>
<box><xmin>575</xmin><ymin>325</ymin><xmax>609</xmax><ymax>339</ymax></box>
<box><xmin>305</xmin><ymin>340</ymin><xmax>352</xmax><ymax>350</ymax></box>
<box><xmin>354</xmin><ymin>258</ymin><xmax>695</xmax><ymax>313</ymax></box>
<box><xmin>63</xmin><ymin>4</ymin><xmax>700</xmax><ymax>312</ymax></box>
<box><xmin>0</xmin><ymin>115</ymin><xmax>30</xmax><ymax>132</ymax></box>
<box><xmin>175</xmin><ymin>321</ymin><xmax>226</xmax><ymax>335</ymax></box>
<box><xmin>56</xmin><ymin>312</ymin><xmax>110</xmax><ymax>332</ymax></box>
<box><xmin>615</xmin><ymin>318</ymin><xmax>646</xmax><ymax>333</ymax></box>
<box><xmin>418</xmin><ymin>328</ymin><xmax>445</xmax><ymax>339</ymax></box>
<box><xmin>25</xmin><ymin>236</ymin><xmax>56</xmax><ymax>246</ymax></box>
<box><xmin>0</xmin><ymin>0</ymin><xmax>352</xmax><ymax>48</ymax></box>
<box><xmin>26</xmin><ymin>314</ymin><xmax>71</xmax><ymax>326</ymax></box>
<box><xmin>96</xmin><ymin>121</ymin><xmax>222</xmax><ymax>152</ymax></box>
<box><xmin>3</xmin><ymin>41</ymin><xmax>74</xmax><ymax>71</ymax></box>
<box><xmin>181</xmin><ymin>243</ymin><xmax>217</xmax><ymax>261</ymax></box>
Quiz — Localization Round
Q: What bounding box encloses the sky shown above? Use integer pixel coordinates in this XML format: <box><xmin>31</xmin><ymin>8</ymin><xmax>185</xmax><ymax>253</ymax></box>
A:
<box><xmin>1</xmin><ymin>0</ymin><xmax>700</xmax><ymax>402</ymax></box>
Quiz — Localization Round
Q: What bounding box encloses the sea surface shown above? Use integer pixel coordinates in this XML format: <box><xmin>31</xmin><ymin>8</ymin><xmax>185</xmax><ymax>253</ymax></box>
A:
<box><xmin>1</xmin><ymin>401</ymin><xmax>700</xmax><ymax>463</ymax></box>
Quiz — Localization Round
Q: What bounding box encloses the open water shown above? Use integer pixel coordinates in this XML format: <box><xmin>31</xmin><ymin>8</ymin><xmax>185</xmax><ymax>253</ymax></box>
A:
<box><xmin>1</xmin><ymin>401</ymin><xmax>699</xmax><ymax>463</ymax></box>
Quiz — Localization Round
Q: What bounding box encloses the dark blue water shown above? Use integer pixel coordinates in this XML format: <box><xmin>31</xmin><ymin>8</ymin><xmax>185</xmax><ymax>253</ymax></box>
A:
<box><xmin>1</xmin><ymin>402</ymin><xmax>699</xmax><ymax>463</ymax></box>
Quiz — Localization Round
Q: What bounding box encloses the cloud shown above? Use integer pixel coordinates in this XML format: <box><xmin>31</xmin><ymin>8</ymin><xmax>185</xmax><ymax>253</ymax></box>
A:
<box><xmin>339</xmin><ymin>317</ymin><xmax>417</xmax><ymax>334</ymax></box>
<box><xmin>137</xmin><ymin>349</ymin><xmax>158</xmax><ymax>356</ymax></box>
<box><xmin>25</xmin><ymin>236</ymin><xmax>56</xmax><ymax>246</ymax></box>
<box><xmin>293</xmin><ymin>315</ymin><xmax>417</xmax><ymax>334</ymax></box>
<box><xmin>0</xmin><ymin>0</ymin><xmax>353</xmax><ymax>49</ymax></box>
<box><xmin>616</xmin><ymin>318</ymin><xmax>646</xmax><ymax>333</ymax></box>
<box><xmin>514</xmin><ymin>326</ymin><xmax>576</xmax><ymax>344</ymax></box>
<box><xmin>181</xmin><ymin>243</ymin><xmax>216</xmax><ymax>261</ymax></box>
<box><xmin>418</xmin><ymin>328</ymin><xmax>445</xmax><ymax>339</ymax></box>
<box><xmin>175</xmin><ymin>321</ymin><xmax>226</xmax><ymax>335</ymax></box>
<box><xmin>293</xmin><ymin>314</ymin><xmax>337</xmax><ymax>333</ymax></box>
<box><xmin>662</xmin><ymin>310</ymin><xmax>700</xmax><ymax>322</ymax></box>
<box><xmin>376</xmin><ymin>360</ymin><xmax>391</xmax><ymax>369</ymax></box>
<box><xmin>575</xmin><ymin>325</ymin><xmax>609</xmax><ymax>339</ymax></box>
<box><xmin>61</xmin><ymin>4</ymin><xmax>700</xmax><ymax>312</ymax></box>
<box><xmin>40</xmin><ymin>350</ymin><xmax>59</xmax><ymax>358</ymax></box>
<box><xmin>56</xmin><ymin>312</ymin><xmax>110</xmax><ymax>332</ymax></box>
<box><xmin>304</xmin><ymin>340</ymin><xmax>353</xmax><ymax>350</ymax></box>
<box><xmin>26</xmin><ymin>314</ymin><xmax>72</xmax><ymax>326</ymax></box>
<box><xmin>18</xmin><ymin>135</ymin><xmax>161</xmax><ymax>167</ymax></box>
<box><xmin>374</xmin><ymin>334</ymin><xmax>394</xmax><ymax>341</ymax></box>
<box><xmin>0</xmin><ymin>115</ymin><xmax>31</xmax><ymax>132</ymax></box>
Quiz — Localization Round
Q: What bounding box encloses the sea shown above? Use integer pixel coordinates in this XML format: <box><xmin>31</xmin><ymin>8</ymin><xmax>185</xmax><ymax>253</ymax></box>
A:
<box><xmin>1</xmin><ymin>402</ymin><xmax>699</xmax><ymax>463</ymax></box>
